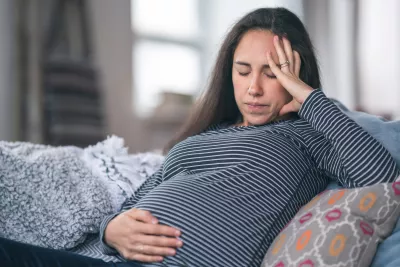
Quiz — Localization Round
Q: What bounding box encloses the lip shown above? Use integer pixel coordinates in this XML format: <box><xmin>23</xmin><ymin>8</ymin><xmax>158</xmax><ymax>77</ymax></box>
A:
<box><xmin>246</xmin><ymin>103</ymin><xmax>268</xmax><ymax>107</ymax></box>
<box><xmin>246</xmin><ymin>102</ymin><xmax>268</xmax><ymax>106</ymax></box>
<box><xmin>246</xmin><ymin>103</ymin><xmax>268</xmax><ymax>111</ymax></box>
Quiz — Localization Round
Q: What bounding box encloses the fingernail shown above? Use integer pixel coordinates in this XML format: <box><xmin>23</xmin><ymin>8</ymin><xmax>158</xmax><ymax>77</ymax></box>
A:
<box><xmin>152</xmin><ymin>219</ymin><xmax>158</xmax><ymax>224</ymax></box>
<box><xmin>176</xmin><ymin>239</ymin><xmax>183</xmax><ymax>247</ymax></box>
<box><xmin>157</xmin><ymin>257</ymin><xmax>164</xmax><ymax>262</ymax></box>
<box><xmin>168</xmin><ymin>249</ymin><xmax>176</xmax><ymax>255</ymax></box>
<box><xmin>175</xmin><ymin>230</ymin><xmax>180</xmax><ymax>236</ymax></box>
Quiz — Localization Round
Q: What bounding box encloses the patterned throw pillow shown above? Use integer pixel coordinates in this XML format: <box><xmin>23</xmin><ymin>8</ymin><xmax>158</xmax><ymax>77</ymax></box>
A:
<box><xmin>261</xmin><ymin>180</ymin><xmax>400</xmax><ymax>267</ymax></box>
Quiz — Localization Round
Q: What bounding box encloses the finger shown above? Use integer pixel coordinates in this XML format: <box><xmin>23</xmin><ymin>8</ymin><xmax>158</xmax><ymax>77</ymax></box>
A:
<box><xmin>273</xmin><ymin>35</ymin><xmax>288</xmax><ymax>67</ymax></box>
<box><xmin>282</xmin><ymin>37</ymin><xmax>294</xmax><ymax>73</ymax></box>
<box><xmin>267</xmin><ymin>51</ymin><xmax>301</xmax><ymax>94</ymax></box>
<box><xmin>139</xmin><ymin>223</ymin><xmax>181</xmax><ymax>237</ymax></box>
<box><xmin>125</xmin><ymin>253</ymin><xmax>164</xmax><ymax>263</ymax></box>
<box><xmin>266</xmin><ymin>51</ymin><xmax>283</xmax><ymax>79</ymax></box>
<box><xmin>133</xmin><ymin>244</ymin><xmax>177</xmax><ymax>256</ymax></box>
<box><xmin>293</xmin><ymin>51</ymin><xmax>301</xmax><ymax>77</ymax></box>
<box><xmin>128</xmin><ymin>209</ymin><xmax>158</xmax><ymax>224</ymax></box>
<box><xmin>135</xmin><ymin>234</ymin><xmax>183</xmax><ymax>248</ymax></box>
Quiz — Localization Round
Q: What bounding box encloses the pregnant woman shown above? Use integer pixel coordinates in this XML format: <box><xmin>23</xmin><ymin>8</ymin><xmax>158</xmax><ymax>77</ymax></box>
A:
<box><xmin>1</xmin><ymin>7</ymin><xmax>399</xmax><ymax>267</ymax></box>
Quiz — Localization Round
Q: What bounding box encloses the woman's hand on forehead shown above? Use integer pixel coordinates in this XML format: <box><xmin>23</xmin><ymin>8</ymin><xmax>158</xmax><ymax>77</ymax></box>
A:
<box><xmin>266</xmin><ymin>35</ymin><xmax>314</xmax><ymax>116</ymax></box>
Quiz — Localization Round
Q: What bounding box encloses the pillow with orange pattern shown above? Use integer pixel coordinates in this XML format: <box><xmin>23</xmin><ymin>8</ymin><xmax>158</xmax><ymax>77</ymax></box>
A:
<box><xmin>261</xmin><ymin>179</ymin><xmax>400</xmax><ymax>267</ymax></box>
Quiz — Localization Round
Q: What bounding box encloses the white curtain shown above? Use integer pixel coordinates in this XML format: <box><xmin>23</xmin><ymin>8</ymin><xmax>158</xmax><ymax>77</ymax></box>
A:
<box><xmin>358</xmin><ymin>0</ymin><xmax>400</xmax><ymax>119</ymax></box>
<box><xmin>303</xmin><ymin>0</ymin><xmax>400</xmax><ymax>119</ymax></box>
<box><xmin>303</xmin><ymin>0</ymin><xmax>358</xmax><ymax>110</ymax></box>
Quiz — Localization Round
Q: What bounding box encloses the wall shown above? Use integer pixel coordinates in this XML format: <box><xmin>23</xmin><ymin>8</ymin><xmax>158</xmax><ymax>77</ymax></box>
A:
<box><xmin>88</xmin><ymin>0</ymin><xmax>147</xmax><ymax>152</ymax></box>
<box><xmin>0</xmin><ymin>0</ymin><xmax>15</xmax><ymax>141</ymax></box>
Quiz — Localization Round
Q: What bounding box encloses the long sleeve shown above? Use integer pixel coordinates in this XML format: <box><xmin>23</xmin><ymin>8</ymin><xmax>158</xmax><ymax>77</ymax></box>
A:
<box><xmin>297</xmin><ymin>89</ymin><xmax>399</xmax><ymax>188</ymax></box>
<box><xmin>98</xmin><ymin>165</ymin><xmax>165</xmax><ymax>255</ymax></box>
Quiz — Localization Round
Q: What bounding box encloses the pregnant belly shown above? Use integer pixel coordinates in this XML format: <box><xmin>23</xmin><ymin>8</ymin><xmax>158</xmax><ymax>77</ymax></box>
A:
<box><xmin>133</xmin><ymin>174</ymin><xmax>279</xmax><ymax>267</ymax></box>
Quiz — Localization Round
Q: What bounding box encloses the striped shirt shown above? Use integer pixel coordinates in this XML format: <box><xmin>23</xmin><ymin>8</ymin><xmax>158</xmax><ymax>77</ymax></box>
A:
<box><xmin>99</xmin><ymin>90</ymin><xmax>399</xmax><ymax>267</ymax></box>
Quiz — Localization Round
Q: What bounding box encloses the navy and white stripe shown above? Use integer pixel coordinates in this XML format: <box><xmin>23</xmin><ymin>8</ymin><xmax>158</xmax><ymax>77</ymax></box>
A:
<box><xmin>68</xmin><ymin>234</ymin><xmax>122</xmax><ymax>263</ymax></box>
<box><xmin>100</xmin><ymin>89</ymin><xmax>399</xmax><ymax>267</ymax></box>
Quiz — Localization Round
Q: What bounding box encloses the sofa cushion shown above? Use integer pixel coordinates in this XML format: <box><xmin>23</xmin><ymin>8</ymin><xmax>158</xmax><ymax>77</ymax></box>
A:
<box><xmin>261</xmin><ymin>179</ymin><xmax>400</xmax><ymax>267</ymax></box>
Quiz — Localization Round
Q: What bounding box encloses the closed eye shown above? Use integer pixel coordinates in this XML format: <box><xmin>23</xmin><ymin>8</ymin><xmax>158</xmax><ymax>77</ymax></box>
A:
<box><xmin>263</xmin><ymin>69</ymin><xmax>276</xmax><ymax>79</ymax></box>
<box><xmin>264</xmin><ymin>73</ymin><xmax>276</xmax><ymax>79</ymax></box>
<box><xmin>237</xmin><ymin>70</ymin><xmax>276</xmax><ymax>78</ymax></box>
<box><xmin>238</xmin><ymin>72</ymin><xmax>250</xmax><ymax>76</ymax></box>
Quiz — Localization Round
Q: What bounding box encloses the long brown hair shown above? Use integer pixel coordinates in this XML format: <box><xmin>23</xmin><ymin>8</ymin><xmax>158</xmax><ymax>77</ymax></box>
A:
<box><xmin>164</xmin><ymin>7</ymin><xmax>321</xmax><ymax>153</ymax></box>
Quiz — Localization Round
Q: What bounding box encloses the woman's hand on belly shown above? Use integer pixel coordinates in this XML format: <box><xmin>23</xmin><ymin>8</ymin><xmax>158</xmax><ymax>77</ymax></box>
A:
<box><xmin>104</xmin><ymin>208</ymin><xmax>183</xmax><ymax>263</ymax></box>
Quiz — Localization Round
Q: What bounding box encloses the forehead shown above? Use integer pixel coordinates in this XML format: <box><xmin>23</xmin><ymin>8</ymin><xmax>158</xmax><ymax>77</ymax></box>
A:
<box><xmin>233</xmin><ymin>30</ymin><xmax>277</xmax><ymax>62</ymax></box>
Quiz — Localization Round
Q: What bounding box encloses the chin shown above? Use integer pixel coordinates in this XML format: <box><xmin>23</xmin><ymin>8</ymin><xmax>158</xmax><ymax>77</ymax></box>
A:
<box><xmin>247</xmin><ymin>116</ymin><xmax>273</xmax><ymax>126</ymax></box>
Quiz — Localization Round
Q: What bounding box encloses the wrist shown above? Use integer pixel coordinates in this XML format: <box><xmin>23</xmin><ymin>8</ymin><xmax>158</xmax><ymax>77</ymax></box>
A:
<box><xmin>299</xmin><ymin>88</ymin><xmax>314</xmax><ymax>104</ymax></box>
<box><xmin>99</xmin><ymin>213</ymin><xmax>121</xmax><ymax>255</ymax></box>
<box><xmin>104</xmin><ymin>222</ymin><xmax>116</xmax><ymax>247</ymax></box>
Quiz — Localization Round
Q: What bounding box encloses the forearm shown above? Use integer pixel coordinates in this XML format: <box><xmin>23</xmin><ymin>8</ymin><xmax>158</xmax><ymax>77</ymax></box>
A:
<box><xmin>298</xmin><ymin>89</ymin><xmax>399</xmax><ymax>186</ymax></box>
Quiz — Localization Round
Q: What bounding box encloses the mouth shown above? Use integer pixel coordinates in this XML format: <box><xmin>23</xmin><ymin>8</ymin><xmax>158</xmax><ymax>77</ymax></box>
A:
<box><xmin>245</xmin><ymin>103</ymin><xmax>268</xmax><ymax>111</ymax></box>
<box><xmin>246</xmin><ymin>103</ymin><xmax>268</xmax><ymax>107</ymax></box>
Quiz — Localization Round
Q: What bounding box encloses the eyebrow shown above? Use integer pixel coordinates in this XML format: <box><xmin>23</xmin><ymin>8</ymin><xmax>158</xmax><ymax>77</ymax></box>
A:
<box><xmin>234</xmin><ymin>61</ymin><xmax>270</xmax><ymax>68</ymax></box>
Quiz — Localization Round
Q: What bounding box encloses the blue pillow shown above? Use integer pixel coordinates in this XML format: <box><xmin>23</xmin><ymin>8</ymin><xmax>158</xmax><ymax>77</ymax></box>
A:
<box><xmin>325</xmin><ymin>181</ymin><xmax>342</xmax><ymax>190</ymax></box>
<box><xmin>371</xmin><ymin>216</ymin><xmax>400</xmax><ymax>267</ymax></box>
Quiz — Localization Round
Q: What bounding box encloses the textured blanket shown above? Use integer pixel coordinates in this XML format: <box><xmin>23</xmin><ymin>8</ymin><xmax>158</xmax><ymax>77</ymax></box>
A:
<box><xmin>0</xmin><ymin>136</ymin><xmax>164</xmax><ymax>250</ymax></box>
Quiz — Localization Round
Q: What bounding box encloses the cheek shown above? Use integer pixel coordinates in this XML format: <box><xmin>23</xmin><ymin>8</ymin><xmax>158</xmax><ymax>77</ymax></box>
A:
<box><xmin>278</xmin><ymin>86</ymin><xmax>292</xmax><ymax>100</ymax></box>
<box><xmin>264</xmin><ymin>80</ymin><xmax>290</xmax><ymax>99</ymax></box>
<box><xmin>232</xmin><ymin>73</ymin><xmax>248</xmax><ymax>92</ymax></box>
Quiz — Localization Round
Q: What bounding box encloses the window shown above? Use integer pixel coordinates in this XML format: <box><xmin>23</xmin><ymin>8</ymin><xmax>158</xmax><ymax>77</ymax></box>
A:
<box><xmin>131</xmin><ymin>0</ymin><xmax>203</xmax><ymax>117</ymax></box>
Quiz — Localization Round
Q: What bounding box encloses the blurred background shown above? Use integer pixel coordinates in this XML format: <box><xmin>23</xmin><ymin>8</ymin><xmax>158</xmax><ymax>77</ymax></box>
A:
<box><xmin>0</xmin><ymin>0</ymin><xmax>398</xmax><ymax>152</ymax></box>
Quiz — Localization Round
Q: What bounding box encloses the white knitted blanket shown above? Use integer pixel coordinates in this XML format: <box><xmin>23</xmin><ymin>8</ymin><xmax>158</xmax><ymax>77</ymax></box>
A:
<box><xmin>0</xmin><ymin>136</ymin><xmax>164</xmax><ymax>251</ymax></box>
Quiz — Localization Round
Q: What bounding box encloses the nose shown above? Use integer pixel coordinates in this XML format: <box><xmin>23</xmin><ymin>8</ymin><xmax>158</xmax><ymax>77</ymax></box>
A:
<box><xmin>248</xmin><ymin>75</ymin><xmax>263</xmax><ymax>97</ymax></box>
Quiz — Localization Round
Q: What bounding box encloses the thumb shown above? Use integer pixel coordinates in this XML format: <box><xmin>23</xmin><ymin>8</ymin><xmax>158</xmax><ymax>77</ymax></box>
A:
<box><xmin>128</xmin><ymin>208</ymin><xmax>158</xmax><ymax>224</ymax></box>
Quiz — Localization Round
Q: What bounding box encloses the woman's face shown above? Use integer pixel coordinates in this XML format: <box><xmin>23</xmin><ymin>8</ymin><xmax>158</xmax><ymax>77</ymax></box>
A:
<box><xmin>232</xmin><ymin>30</ymin><xmax>293</xmax><ymax>126</ymax></box>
